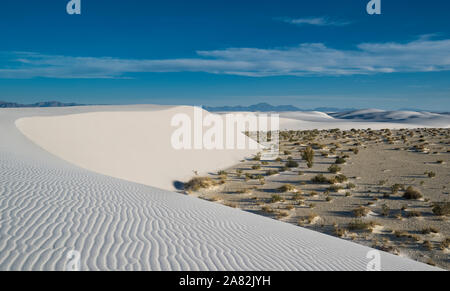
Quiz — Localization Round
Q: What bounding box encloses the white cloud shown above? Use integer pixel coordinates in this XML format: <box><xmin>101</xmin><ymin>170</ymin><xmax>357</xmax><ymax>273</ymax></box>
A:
<box><xmin>1</xmin><ymin>37</ymin><xmax>450</xmax><ymax>79</ymax></box>
<box><xmin>277</xmin><ymin>17</ymin><xmax>352</xmax><ymax>27</ymax></box>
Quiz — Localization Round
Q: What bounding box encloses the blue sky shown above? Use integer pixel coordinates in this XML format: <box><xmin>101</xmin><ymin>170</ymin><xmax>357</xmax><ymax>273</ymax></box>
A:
<box><xmin>0</xmin><ymin>0</ymin><xmax>449</xmax><ymax>110</ymax></box>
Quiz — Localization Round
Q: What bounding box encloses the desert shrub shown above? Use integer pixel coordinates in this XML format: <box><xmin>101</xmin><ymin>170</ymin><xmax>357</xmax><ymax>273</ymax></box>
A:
<box><xmin>284</xmin><ymin>150</ymin><xmax>292</xmax><ymax>155</ymax></box>
<box><xmin>293</xmin><ymin>193</ymin><xmax>304</xmax><ymax>201</ymax></box>
<box><xmin>266</xmin><ymin>170</ymin><xmax>279</xmax><ymax>176</ymax></box>
<box><xmin>405</xmin><ymin>210</ymin><xmax>422</xmax><ymax>218</ymax></box>
<box><xmin>301</xmin><ymin>147</ymin><xmax>315</xmax><ymax>168</ymax></box>
<box><xmin>352</xmin><ymin>148</ymin><xmax>360</xmax><ymax>155</ymax></box>
<box><xmin>280</xmin><ymin>166</ymin><xmax>289</xmax><ymax>172</ymax></box>
<box><xmin>440</xmin><ymin>238</ymin><xmax>450</xmax><ymax>250</ymax></box>
<box><xmin>261</xmin><ymin>205</ymin><xmax>274</xmax><ymax>214</ymax></box>
<box><xmin>328</xmin><ymin>164</ymin><xmax>341</xmax><ymax>174</ymax></box>
<box><xmin>381</xmin><ymin>204</ymin><xmax>390</xmax><ymax>217</ymax></box>
<box><xmin>334</xmin><ymin>174</ymin><xmax>348</xmax><ymax>183</ymax></box>
<box><xmin>328</xmin><ymin>185</ymin><xmax>344</xmax><ymax>192</ymax></box>
<box><xmin>184</xmin><ymin>177</ymin><xmax>217</xmax><ymax>192</ymax></box>
<box><xmin>353</xmin><ymin>206</ymin><xmax>370</xmax><ymax>218</ymax></box>
<box><xmin>270</xmin><ymin>194</ymin><xmax>284</xmax><ymax>203</ymax></box>
<box><xmin>285</xmin><ymin>205</ymin><xmax>294</xmax><ymax>210</ymax></box>
<box><xmin>307</xmin><ymin>213</ymin><xmax>318</xmax><ymax>224</ymax></box>
<box><xmin>423</xmin><ymin>240</ymin><xmax>433</xmax><ymax>250</ymax></box>
<box><xmin>252</xmin><ymin>154</ymin><xmax>261</xmax><ymax>161</ymax></box>
<box><xmin>334</xmin><ymin>226</ymin><xmax>347</xmax><ymax>237</ymax></box>
<box><xmin>252</xmin><ymin>165</ymin><xmax>261</xmax><ymax>170</ymax></box>
<box><xmin>311</xmin><ymin>174</ymin><xmax>330</xmax><ymax>184</ymax></box>
<box><xmin>347</xmin><ymin>183</ymin><xmax>356</xmax><ymax>189</ymax></box>
<box><xmin>276</xmin><ymin>210</ymin><xmax>290</xmax><ymax>219</ymax></box>
<box><xmin>391</xmin><ymin>184</ymin><xmax>404</xmax><ymax>194</ymax></box>
<box><xmin>432</xmin><ymin>202</ymin><xmax>450</xmax><ymax>216</ymax></box>
<box><xmin>218</xmin><ymin>170</ymin><xmax>228</xmax><ymax>177</ymax></box>
<box><xmin>421</xmin><ymin>227</ymin><xmax>439</xmax><ymax>234</ymax></box>
<box><xmin>335</xmin><ymin>157</ymin><xmax>346</xmax><ymax>164</ymax></box>
<box><xmin>261</xmin><ymin>161</ymin><xmax>269</xmax><ymax>165</ymax></box>
<box><xmin>348</xmin><ymin>219</ymin><xmax>375</xmax><ymax>231</ymax></box>
<box><xmin>310</xmin><ymin>191</ymin><xmax>318</xmax><ymax>197</ymax></box>
<box><xmin>425</xmin><ymin>171</ymin><xmax>436</xmax><ymax>178</ymax></box>
<box><xmin>278</xmin><ymin>184</ymin><xmax>296</xmax><ymax>192</ymax></box>
<box><xmin>285</xmin><ymin>160</ymin><xmax>299</xmax><ymax>168</ymax></box>
<box><xmin>325</xmin><ymin>196</ymin><xmax>333</xmax><ymax>202</ymax></box>
<box><xmin>275</xmin><ymin>157</ymin><xmax>282</xmax><ymax>162</ymax></box>
<box><xmin>403</xmin><ymin>186</ymin><xmax>423</xmax><ymax>200</ymax></box>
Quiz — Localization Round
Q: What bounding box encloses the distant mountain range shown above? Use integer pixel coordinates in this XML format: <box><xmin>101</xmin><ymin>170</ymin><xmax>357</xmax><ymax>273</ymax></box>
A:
<box><xmin>0</xmin><ymin>101</ymin><xmax>84</xmax><ymax>108</ymax></box>
<box><xmin>204</xmin><ymin>103</ymin><xmax>356</xmax><ymax>113</ymax></box>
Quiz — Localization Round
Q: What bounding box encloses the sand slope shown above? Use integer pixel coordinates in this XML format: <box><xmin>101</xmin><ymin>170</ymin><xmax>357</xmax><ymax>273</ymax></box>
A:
<box><xmin>16</xmin><ymin>106</ymin><xmax>259</xmax><ymax>191</ymax></box>
<box><xmin>0</xmin><ymin>106</ymin><xmax>440</xmax><ymax>270</ymax></box>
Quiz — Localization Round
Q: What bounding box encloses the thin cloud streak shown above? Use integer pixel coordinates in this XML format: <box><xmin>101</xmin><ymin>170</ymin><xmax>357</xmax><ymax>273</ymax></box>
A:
<box><xmin>276</xmin><ymin>17</ymin><xmax>352</xmax><ymax>27</ymax></box>
<box><xmin>0</xmin><ymin>37</ymin><xmax>450</xmax><ymax>79</ymax></box>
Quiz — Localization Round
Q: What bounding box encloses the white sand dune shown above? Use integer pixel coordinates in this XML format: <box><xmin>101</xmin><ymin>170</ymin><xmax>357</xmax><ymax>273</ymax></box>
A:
<box><xmin>277</xmin><ymin>110</ymin><xmax>450</xmax><ymax>130</ymax></box>
<box><xmin>0</xmin><ymin>106</ymin><xmax>440</xmax><ymax>270</ymax></box>
<box><xmin>16</xmin><ymin>106</ymin><xmax>258</xmax><ymax>191</ymax></box>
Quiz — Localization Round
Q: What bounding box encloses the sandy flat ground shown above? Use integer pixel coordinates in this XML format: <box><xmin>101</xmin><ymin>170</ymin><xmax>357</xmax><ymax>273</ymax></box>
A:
<box><xmin>0</xmin><ymin>105</ymin><xmax>443</xmax><ymax>270</ymax></box>
<box><xmin>191</xmin><ymin>128</ymin><xmax>450</xmax><ymax>269</ymax></box>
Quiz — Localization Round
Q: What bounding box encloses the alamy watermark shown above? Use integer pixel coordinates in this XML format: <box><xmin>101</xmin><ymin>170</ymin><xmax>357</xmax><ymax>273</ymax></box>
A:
<box><xmin>366</xmin><ymin>250</ymin><xmax>381</xmax><ymax>271</ymax></box>
<box><xmin>66</xmin><ymin>1</ymin><xmax>381</xmax><ymax>16</ymax></box>
<box><xmin>170</xmin><ymin>107</ymin><xmax>280</xmax><ymax>160</ymax></box>
<box><xmin>66</xmin><ymin>250</ymin><xmax>81</xmax><ymax>271</ymax></box>
<box><xmin>66</xmin><ymin>0</ymin><xmax>81</xmax><ymax>15</ymax></box>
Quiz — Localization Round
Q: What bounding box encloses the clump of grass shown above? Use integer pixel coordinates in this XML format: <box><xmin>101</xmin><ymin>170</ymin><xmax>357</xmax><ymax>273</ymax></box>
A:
<box><xmin>218</xmin><ymin>170</ymin><xmax>228</xmax><ymax>177</ymax></box>
<box><xmin>310</xmin><ymin>191</ymin><xmax>318</xmax><ymax>197</ymax></box>
<box><xmin>335</xmin><ymin>157</ymin><xmax>346</xmax><ymax>164</ymax></box>
<box><xmin>270</xmin><ymin>194</ymin><xmax>284</xmax><ymax>203</ymax></box>
<box><xmin>301</xmin><ymin>146</ymin><xmax>315</xmax><ymax>168</ymax></box>
<box><xmin>311</xmin><ymin>174</ymin><xmax>332</xmax><ymax>184</ymax></box>
<box><xmin>278</xmin><ymin>184</ymin><xmax>296</xmax><ymax>192</ymax></box>
<box><xmin>261</xmin><ymin>205</ymin><xmax>274</xmax><ymax>214</ymax></box>
<box><xmin>293</xmin><ymin>193</ymin><xmax>304</xmax><ymax>201</ymax></box>
<box><xmin>328</xmin><ymin>185</ymin><xmax>344</xmax><ymax>192</ymax></box>
<box><xmin>403</xmin><ymin>186</ymin><xmax>423</xmax><ymax>200</ymax></box>
<box><xmin>252</xmin><ymin>165</ymin><xmax>261</xmax><ymax>170</ymax></box>
<box><xmin>236</xmin><ymin>188</ymin><xmax>252</xmax><ymax>194</ymax></box>
<box><xmin>421</xmin><ymin>227</ymin><xmax>439</xmax><ymax>235</ymax></box>
<box><xmin>423</xmin><ymin>240</ymin><xmax>433</xmax><ymax>250</ymax></box>
<box><xmin>184</xmin><ymin>177</ymin><xmax>217</xmax><ymax>192</ymax></box>
<box><xmin>276</xmin><ymin>210</ymin><xmax>290</xmax><ymax>219</ymax></box>
<box><xmin>391</xmin><ymin>184</ymin><xmax>404</xmax><ymax>194</ymax></box>
<box><xmin>439</xmin><ymin>238</ymin><xmax>450</xmax><ymax>250</ymax></box>
<box><xmin>347</xmin><ymin>183</ymin><xmax>356</xmax><ymax>189</ymax></box>
<box><xmin>252</xmin><ymin>154</ymin><xmax>261</xmax><ymax>161</ymax></box>
<box><xmin>334</xmin><ymin>225</ymin><xmax>347</xmax><ymax>237</ymax></box>
<box><xmin>348</xmin><ymin>219</ymin><xmax>375</xmax><ymax>231</ymax></box>
<box><xmin>307</xmin><ymin>213</ymin><xmax>318</xmax><ymax>224</ymax></box>
<box><xmin>353</xmin><ymin>206</ymin><xmax>370</xmax><ymax>218</ymax></box>
<box><xmin>352</xmin><ymin>148</ymin><xmax>359</xmax><ymax>155</ymax></box>
<box><xmin>285</xmin><ymin>160</ymin><xmax>299</xmax><ymax>168</ymax></box>
<box><xmin>425</xmin><ymin>171</ymin><xmax>436</xmax><ymax>178</ymax></box>
<box><xmin>432</xmin><ymin>202</ymin><xmax>450</xmax><ymax>216</ymax></box>
<box><xmin>334</xmin><ymin>174</ymin><xmax>348</xmax><ymax>183</ymax></box>
<box><xmin>266</xmin><ymin>169</ymin><xmax>279</xmax><ymax>176</ymax></box>
<box><xmin>328</xmin><ymin>164</ymin><xmax>341</xmax><ymax>174</ymax></box>
<box><xmin>405</xmin><ymin>210</ymin><xmax>422</xmax><ymax>218</ymax></box>
<box><xmin>381</xmin><ymin>204</ymin><xmax>390</xmax><ymax>217</ymax></box>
